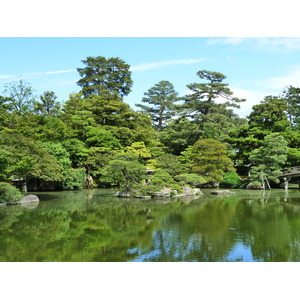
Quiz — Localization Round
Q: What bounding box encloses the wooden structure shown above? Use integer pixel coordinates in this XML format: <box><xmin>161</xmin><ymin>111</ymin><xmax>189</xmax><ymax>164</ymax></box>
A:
<box><xmin>278</xmin><ymin>166</ymin><xmax>300</xmax><ymax>189</ymax></box>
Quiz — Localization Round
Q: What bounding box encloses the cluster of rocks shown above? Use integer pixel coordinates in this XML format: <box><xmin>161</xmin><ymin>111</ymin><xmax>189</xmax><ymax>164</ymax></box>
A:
<box><xmin>210</xmin><ymin>190</ymin><xmax>235</xmax><ymax>195</ymax></box>
<box><xmin>115</xmin><ymin>186</ymin><xmax>203</xmax><ymax>199</ymax></box>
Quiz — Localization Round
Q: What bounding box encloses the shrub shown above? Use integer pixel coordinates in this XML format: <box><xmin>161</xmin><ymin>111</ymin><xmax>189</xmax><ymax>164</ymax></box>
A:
<box><xmin>150</xmin><ymin>169</ymin><xmax>176</xmax><ymax>187</ymax></box>
<box><xmin>220</xmin><ymin>172</ymin><xmax>242</xmax><ymax>188</ymax></box>
<box><xmin>0</xmin><ymin>182</ymin><xmax>23</xmax><ymax>203</ymax></box>
<box><xmin>137</xmin><ymin>185</ymin><xmax>162</xmax><ymax>196</ymax></box>
<box><xmin>62</xmin><ymin>168</ymin><xmax>86</xmax><ymax>190</ymax></box>
<box><xmin>174</xmin><ymin>173</ymin><xmax>207</xmax><ymax>187</ymax></box>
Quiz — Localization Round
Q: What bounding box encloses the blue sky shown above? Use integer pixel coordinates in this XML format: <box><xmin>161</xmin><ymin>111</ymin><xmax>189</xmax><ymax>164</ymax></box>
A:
<box><xmin>1</xmin><ymin>37</ymin><xmax>300</xmax><ymax>117</ymax></box>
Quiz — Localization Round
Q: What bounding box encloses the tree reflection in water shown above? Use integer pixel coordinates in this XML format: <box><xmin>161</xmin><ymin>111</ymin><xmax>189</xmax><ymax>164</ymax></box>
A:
<box><xmin>1</xmin><ymin>188</ymin><xmax>300</xmax><ymax>261</ymax></box>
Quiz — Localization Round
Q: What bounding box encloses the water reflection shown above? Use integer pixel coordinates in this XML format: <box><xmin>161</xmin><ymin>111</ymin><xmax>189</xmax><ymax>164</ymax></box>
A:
<box><xmin>1</xmin><ymin>188</ymin><xmax>300</xmax><ymax>261</ymax></box>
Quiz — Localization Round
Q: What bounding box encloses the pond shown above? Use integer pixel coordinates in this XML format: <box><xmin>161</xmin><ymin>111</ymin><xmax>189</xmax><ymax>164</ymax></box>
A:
<box><xmin>1</xmin><ymin>188</ymin><xmax>300</xmax><ymax>262</ymax></box>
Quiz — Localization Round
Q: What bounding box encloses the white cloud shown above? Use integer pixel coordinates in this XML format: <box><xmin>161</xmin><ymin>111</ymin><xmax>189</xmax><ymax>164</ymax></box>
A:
<box><xmin>230</xmin><ymin>87</ymin><xmax>267</xmax><ymax>117</ymax></box>
<box><xmin>25</xmin><ymin>69</ymin><xmax>76</xmax><ymax>76</ymax></box>
<box><xmin>180</xmin><ymin>86</ymin><xmax>265</xmax><ymax>118</ymax></box>
<box><xmin>0</xmin><ymin>75</ymin><xmax>14</xmax><ymax>79</ymax></box>
<box><xmin>207</xmin><ymin>37</ymin><xmax>300</xmax><ymax>51</ymax></box>
<box><xmin>130</xmin><ymin>58</ymin><xmax>205</xmax><ymax>72</ymax></box>
<box><xmin>0</xmin><ymin>69</ymin><xmax>76</xmax><ymax>81</ymax></box>
<box><xmin>257</xmin><ymin>66</ymin><xmax>300</xmax><ymax>90</ymax></box>
<box><xmin>45</xmin><ymin>69</ymin><xmax>75</xmax><ymax>75</ymax></box>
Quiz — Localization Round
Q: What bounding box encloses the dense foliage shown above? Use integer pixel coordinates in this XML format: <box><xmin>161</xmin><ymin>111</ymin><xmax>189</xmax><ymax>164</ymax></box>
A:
<box><xmin>1</xmin><ymin>55</ymin><xmax>300</xmax><ymax>196</ymax></box>
<box><xmin>0</xmin><ymin>182</ymin><xmax>23</xmax><ymax>203</ymax></box>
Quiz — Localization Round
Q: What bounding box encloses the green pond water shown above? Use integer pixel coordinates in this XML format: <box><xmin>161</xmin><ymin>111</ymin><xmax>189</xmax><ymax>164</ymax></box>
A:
<box><xmin>1</xmin><ymin>188</ymin><xmax>300</xmax><ymax>262</ymax></box>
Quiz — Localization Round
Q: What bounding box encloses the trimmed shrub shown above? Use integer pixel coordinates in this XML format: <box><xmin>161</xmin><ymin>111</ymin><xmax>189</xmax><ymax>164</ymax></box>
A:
<box><xmin>220</xmin><ymin>172</ymin><xmax>242</xmax><ymax>188</ymax></box>
<box><xmin>150</xmin><ymin>169</ymin><xmax>176</xmax><ymax>187</ymax></box>
<box><xmin>174</xmin><ymin>173</ymin><xmax>207</xmax><ymax>187</ymax></box>
<box><xmin>0</xmin><ymin>182</ymin><xmax>23</xmax><ymax>203</ymax></box>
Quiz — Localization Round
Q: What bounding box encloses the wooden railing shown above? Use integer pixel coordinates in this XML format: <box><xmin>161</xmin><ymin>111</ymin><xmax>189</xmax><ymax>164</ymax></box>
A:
<box><xmin>279</xmin><ymin>166</ymin><xmax>300</xmax><ymax>177</ymax></box>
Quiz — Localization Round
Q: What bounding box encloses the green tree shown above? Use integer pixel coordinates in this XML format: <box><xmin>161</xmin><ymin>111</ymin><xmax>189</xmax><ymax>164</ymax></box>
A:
<box><xmin>249</xmin><ymin>133</ymin><xmax>288</xmax><ymax>186</ymax></box>
<box><xmin>182</xmin><ymin>70</ymin><xmax>245</xmax><ymax>117</ymax></box>
<box><xmin>125</xmin><ymin>142</ymin><xmax>152</xmax><ymax>161</ymax></box>
<box><xmin>159</xmin><ymin>118</ymin><xmax>200</xmax><ymax>155</ymax></box>
<box><xmin>0</xmin><ymin>96</ymin><xmax>12</xmax><ymax>129</ymax></box>
<box><xmin>85</xmin><ymin>126</ymin><xmax>121</xmax><ymax>150</ymax></box>
<box><xmin>3</xmin><ymin>79</ymin><xmax>35</xmax><ymax>114</ymax></box>
<box><xmin>174</xmin><ymin>173</ymin><xmax>207</xmax><ymax>187</ymax></box>
<box><xmin>136</xmin><ymin>80</ymin><xmax>179</xmax><ymax>131</ymax></box>
<box><xmin>84</xmin><ymin>94</ymin><xmax>158</xmax><ymax>147</ymax></box>
<box><xmin>62</xmin><ymin>138</ymin><xmax>89</xmax><ymax>168</ymax></box>
<box><xmin>100</xmin><ymin>153</ymin><xmax>146</xmax><ymax>192</ymax></box>
<box><xmin>41</xmin><ymin>142</ymin><xmax>86</xmax><ymax>189</ymax></box>
<box><xmin>0</xmin><ymin>132</ymin><xmax>62</xmax><ymax>191</ymax></box>
<box><xmin>182</xmin><ymin>138</ymin><xmax>235</xmax><ymax>185</ymax></box>
<box><xmin>156</xmin><ymin>153</ymin><xmax>187</xmax><ymax>177</ymax></box>
<box><xmin>0</xmin><ymin>182</ymin><xmax>23</xmax><ymax>203</ymax></box>
<box><xmin>34</xmin><ymin>91</ymin><xmax>61</xmax><ymax>116</ymax></box>
<box><xmin>248</xmin><ymin>96</ymin><xmax>290</xmax><ymax>133</ymax></box>
<box><xmin>220</xmin><ymin>172</ymin><xmax>242</xmax><ymax>188</ymax></box>
<box><xmin>77</xmin><ymin>56</ymin><xmax>133</xmax><ymax>98</ymax></box>
<box><xmin>226</xmin><ymin>96</ymin><xmax>291</xmax><ymax>175</ymax></box>
<box><xmin>281</xmin><ymin>85</ymin><xmax>300</xmax><ymax>127</ymax></box>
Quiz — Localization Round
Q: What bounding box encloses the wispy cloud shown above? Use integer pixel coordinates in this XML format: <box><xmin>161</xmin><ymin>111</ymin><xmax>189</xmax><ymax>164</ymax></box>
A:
<box><xmin>24</xmin><ymin>69</ymin><xmax>76</xmax><ymax>76</ymax></box>
<box><xmin>207</xmin><ymin>37</ymin><xmax>300</xmax><ymax>51</ymax></box>
<box><xmin>0</xmin><ymin>75</ymin><xmax>14</xmax><ymax>79</ymax></box>
<box><xmin>257</xmin><ymin>65</ymin><xmax>300</xmax><ymax>90</ymax></box>
<box><xmin>130</xmin><ymin>58</ymin><xmax>205</xmax><ymax>72</ymax></box>
<box><xmin>0</xmin><ymin>69</ymin><xmax>76</xmax><ymax>80</ymax></box>
<box><xmin>230</xmin><ymin>87</ymin><xmax>267</xmax><ymax>117</ymax></box>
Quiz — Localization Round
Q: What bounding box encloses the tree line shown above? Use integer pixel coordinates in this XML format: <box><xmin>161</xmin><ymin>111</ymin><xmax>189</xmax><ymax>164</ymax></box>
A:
<box><xmin>1</xmin><ymin>55</ymin><xmax>300</xmax><ymax>194</ymax></box>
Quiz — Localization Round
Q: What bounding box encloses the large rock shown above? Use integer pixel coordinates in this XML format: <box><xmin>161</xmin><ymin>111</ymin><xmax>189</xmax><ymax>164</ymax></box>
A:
<box><xmin>246</xmin><ymin>182</ymin><xmax>264</xmax><ymax>190</ymax></box>
<box><xmin>135</xmin><ymin>195</ymin><xmax>152</xmax><ymax>199</ymax></box>
<box><xmin>19</xmin><ymin>194</ymin><xmax>40</xmax><ymax>203</ymax></box>
<box><xmin>175</xmin><ymin>186</ymin><xmax>203</xmax><ymax>197</ymax></box>
<box><xmin>153</xmin><ymin>191</ymin><xmax>171</xmax><ymax>198</ymax></box>
<box><xmin>211</xmin><ymin>190</ymin><xmax>235</xmax><ymax>195</ymax></box>
<box><xmin>21</xmin><ymin>202</ymin><xmax>39</xmax><ymax>209</ymax></box>
<box><xmin>114</xmin><ymin>191</ymin><xmax>132</xmax><ymax>197</ymax></box>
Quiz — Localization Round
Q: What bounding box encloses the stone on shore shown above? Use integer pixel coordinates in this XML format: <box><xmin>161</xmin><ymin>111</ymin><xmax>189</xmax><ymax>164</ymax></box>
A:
<box><xmin>19</xmin><ymin>194</ymin><xmax>40</xmax><ymax>203</ymax></box>
<box><xmin>174</xmin><ymin>186</ymin><xmax>203</xmax><ymax>197</ymax></box>
<box><xmin>211</xmin><ymin>190</ymin><xmax>235</xmax><ymax>195</ymax></box>
<box><xmin>114</xmin><ymin>191</ymin><xmax>132</xmax><ymax>197</ymax></box>
<box><xmin>0</xmin><ymin>194</ymin><xmax>40</xmax><ymax>206</ymax></box>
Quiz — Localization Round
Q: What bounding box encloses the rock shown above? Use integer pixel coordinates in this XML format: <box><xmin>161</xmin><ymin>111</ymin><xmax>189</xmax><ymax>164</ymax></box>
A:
<box><xmin>211</xmin><ymin>190</ymin><xmax>235</xmax><ymax>195</ymax></box>
<box><xmin>182</xmin><ymin>186</ymin><xmax>196</xmax><ymax>195</ymax></box>
<box><xmin>153</xmin><ymin>191</ymin><xmax>170</xmax><ymax>198</ymax></box>
<box><xmin>193</xmin><ymin>188</ymin><xmax>203</xmax><ymax>195</ymax></box>
<box><xmin>135</xmin><ymin>195</ymin><xmax>152</xmax><ymax>199</ymax></box>
<box><xmin>114</xmin><ymin>191</ymin><xmax>132</xmax><ymax>197</ymax></box>
<box><xmin>21</xmin><ymin>202</ymin><xmax>39</xmax><ymax>209</ymax></box>
<box><xmin>0</xmin><ymin>194</ymin><xmax>40</xmax><ymax>207</ymax></box>
<box><xmin>19</xmin><ymin>194</ymin><xmax>40</xmax><ymax>203</ymax></box>
<box><xmin>173</xmin><ymin>187</ymin><xmax>203</xmax><ymax>197</ymax></box>
<box><xmin>246</xmin><ymin>182</ymin><xmax>264</xmax><ymax>190</ymax></box>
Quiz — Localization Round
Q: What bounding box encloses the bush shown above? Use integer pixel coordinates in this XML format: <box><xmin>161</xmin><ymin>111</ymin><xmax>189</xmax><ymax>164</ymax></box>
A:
<box><xmin>0</xmin><ymin>182</ymin><xmax>23</xmax><ymax>203</ymax></box>
<box><xmin>150</xmin><ymin>169</ymin><xmax>176</xmax><ymax>187</ymax></box>
<box><xmin>137</xmin><ymin>185</ymin><xmax>162</xmax><ymax>196</ymax></box>
<box><xmin>62</xmin><ymin>168</ymin><xmax>86</xmax><ymax>190</ymax></box>
<box><xmin>220</xmin><ymin>172</ymin><xmax>242</xmax><ymax>188</ymax></box>
<box><xmin>174</xmin><ymin>173</ymin><xmax>207</xmax><ymax>187</ymax></box>
<box><xmin>136</xmin><ymin>169</ymin><xmax>177</xmax><ymax>196</ymax></box>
